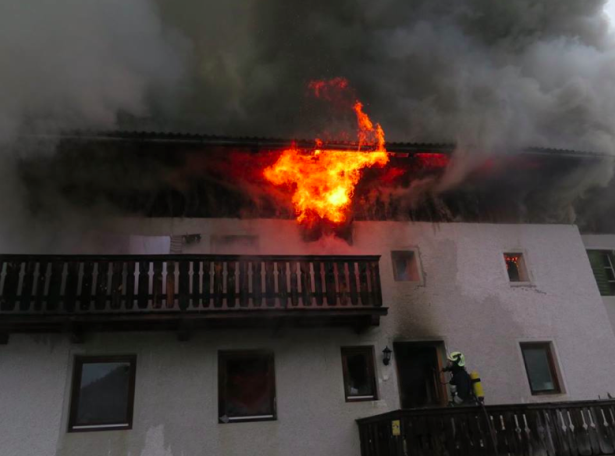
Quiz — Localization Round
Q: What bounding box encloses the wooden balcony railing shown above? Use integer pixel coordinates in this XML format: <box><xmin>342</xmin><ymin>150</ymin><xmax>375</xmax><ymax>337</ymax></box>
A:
<box><xmin>357</xmin><ymin>400</ymin><xmax>615</xmax><ymax>456</ymax></box>
<box><xmin>0</xmin><ymin>254</ymin><xmax>385</xmax><ymax>337</ymax></box>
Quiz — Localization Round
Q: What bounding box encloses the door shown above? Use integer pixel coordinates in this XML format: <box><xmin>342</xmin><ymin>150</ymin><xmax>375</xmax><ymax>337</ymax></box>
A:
<box><xmin>394</xmin><ymin>342</ymin><xmax>447</xmax><ymax>408</ymax></box>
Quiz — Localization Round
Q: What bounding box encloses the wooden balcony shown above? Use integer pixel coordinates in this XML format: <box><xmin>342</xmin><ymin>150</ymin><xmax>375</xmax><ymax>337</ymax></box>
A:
<box><xmin>0</xmin><ymin>254</ymin><xmax>385</xmax><ymax>341</ymax></box>
<box><xmin>357</xmin><ymin>400</ymin><xmax>615</xmax><ymax>456</ymax></box>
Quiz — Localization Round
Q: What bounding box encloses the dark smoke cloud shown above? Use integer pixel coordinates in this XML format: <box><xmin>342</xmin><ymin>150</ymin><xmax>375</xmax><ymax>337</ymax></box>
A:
<box><xmin>153</xmin><ymin>0</ymin><xmax>615</xmax><ymax>224</ymax></box>
<box><xmin>0</xmin><ymin>0</ymin><xmax>189</xmax><ymax>250</ymax></box>
<box><xmin>3</xmin><ymin>0</ymin><xmax>615</xmax><ymax>246</ymax></box>
<box><xmin>158</xmin><ymin>0</ymin><xmax>615</xmax><ymax>154</ymax></box>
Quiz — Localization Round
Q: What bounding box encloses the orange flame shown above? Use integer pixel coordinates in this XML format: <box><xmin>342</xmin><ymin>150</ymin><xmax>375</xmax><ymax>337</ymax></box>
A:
<box><xmin>264</xmin><ymin>79</ymin><xmax>389</xmax><ymax>226</ymax></box>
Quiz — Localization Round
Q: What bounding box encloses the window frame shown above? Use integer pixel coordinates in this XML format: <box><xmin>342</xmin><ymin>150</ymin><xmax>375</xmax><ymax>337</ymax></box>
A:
<box><xmin>503</xmin><ymin>251</ymin><xmax>532</xmax><ymax>285</ymax></box>
<box><xmin>341</xmin><ymin>346</ymin><xmax>378</xmax><ymax>402</ymax></box>
<box><xmin>68</xmin><ymin>355</ymin><xmax>137</xmax><ymax>433</ymax></box>
<box><xmin>218</xmin><ymin>350</ymin><xmax>277</xmax><ymax>424</ymax></box>
<box><xmin>391</xmin><ymin>249</ymin><xmax>424</xmax><ymax>284</ymax></box>
<box><xmin>520</xmin><ymin>342</ymin><xmax>562</xmax><ymax>396</ymax></box>
<box><xmin>587</xmin><ymin>250</ymin><xmax>615</xmax><ymax>296</ymax></box>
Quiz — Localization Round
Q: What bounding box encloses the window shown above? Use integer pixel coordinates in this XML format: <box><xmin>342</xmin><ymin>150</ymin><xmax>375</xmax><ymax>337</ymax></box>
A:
<box><xmin>504</xmin><ymin>252</ymin><xmax>530</xmax><ymax>283</ymax></box>
<box><xmin>218</xmin><ymin>351</ymin><xmax>276</xmax><ymax>423</ymax></box>
<box><xmin>211</xmin><ymin>235</ymin><xmax>259</xmax><ymax>254</ymax></box>
<box><xmin>520</xmin><ymin>343</ymin><xmax>561</xmax><ymax>395</ymax></box>
<box><xmin>391</xmin><ymin>250</ymin><xmax>421</xmax><ymax>282</ymax></box>
<box><xmin>587</xmin><ymin>250</ymin><xmax>615</xmax><ymax>296</ymax></box>
<box><xmin>68</xmin><ymin>355</ymin><xmax>136</xmax><ymax>432</ymax></box>
<box><xmin>341</xmin><ymin>347</ymin><xmax>378</xmax><ymax>401</ymax></box>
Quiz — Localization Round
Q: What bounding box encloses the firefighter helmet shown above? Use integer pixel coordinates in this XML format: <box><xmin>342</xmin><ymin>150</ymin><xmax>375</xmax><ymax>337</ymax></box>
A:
<box><xmin>447</xmin><ymin>351</ymin><xmax>466</xmax><ymax>367</ymax></box>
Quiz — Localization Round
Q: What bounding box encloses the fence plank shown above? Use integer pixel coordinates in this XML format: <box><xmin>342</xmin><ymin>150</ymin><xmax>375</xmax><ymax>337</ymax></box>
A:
<box><xmin>125</xmin><ymin>261</ymin><xmax>136</xmax><ymax>310</ymax></box>
<box><xmin>19</xmin><ymin>260</ymin><xmax>35</xmax><ymax>312</ymax></box>
<box><xmin>178</xmin><ymin>260</ymin><xmax>189</xmax><ymax>311</ymax></box>
<box><xmin>137</xmin><ymin>260</ymin><xmax>150</xmax><ymax>309</ymax></box>
<box><xmin>64</xmin><ymin>261</ymin><xmax>79</xmax><ymax>313</ymax></box>
<box><xmin>227</xmin><ymin>261</ymin><xmax>237</xmax><ymax>308</ymax></box>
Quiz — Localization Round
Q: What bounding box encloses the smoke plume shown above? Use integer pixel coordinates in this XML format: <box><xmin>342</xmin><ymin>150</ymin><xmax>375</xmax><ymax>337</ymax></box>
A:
<box><xmin>4</xmin><ymin>0</ymin><xmax>615</xmax><ymax>245</ymax></box>
<box><xmin>159</xmin><ymin>0</ymin><xmax>615</xmax><ymax>153</ymax></box>
<box><xmin>0</xmin><ymin>0</ymin><xmax>189</xmax><ymax>250</ymax></box>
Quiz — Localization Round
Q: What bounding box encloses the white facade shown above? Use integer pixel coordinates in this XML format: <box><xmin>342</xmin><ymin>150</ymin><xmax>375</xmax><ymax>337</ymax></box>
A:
<box><xmin>1</xmin><ymin>220</ymin><xmax>615</xmax><ymax>456</ymax></box>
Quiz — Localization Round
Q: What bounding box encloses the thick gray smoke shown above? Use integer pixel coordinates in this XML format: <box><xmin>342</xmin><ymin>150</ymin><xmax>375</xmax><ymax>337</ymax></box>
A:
<box><xmin>0</xmin><ymin>0</ymin><xmax>189</xmax><ymax>250</ymax></box>
<box><xmin>154</xmin><ymin>0</ymin><xmax>615</xmax><ymax>224</ymax></box>
<box><xmin>159</xmin><ymin>0</ymin><xmax>615</xmax><ymax>155</ymax></box>
<box><xmin>0</xmin><ymin>0</ymin><xmax>189</xmax><ymax>140</ymax></box>
<box><xmin>3</xmin><ymin>0</ymin><xmax>615</xmax><ymax>247</ymax></box>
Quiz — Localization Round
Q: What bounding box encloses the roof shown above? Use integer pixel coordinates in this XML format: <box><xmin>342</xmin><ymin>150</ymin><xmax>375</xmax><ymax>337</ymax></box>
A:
<box><xmin>18</xmin><ymin>131</ymin><xmax>612</xmax><ymax>160</ymax></box>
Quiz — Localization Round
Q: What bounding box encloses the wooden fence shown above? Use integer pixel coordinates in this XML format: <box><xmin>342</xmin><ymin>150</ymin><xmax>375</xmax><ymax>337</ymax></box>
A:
<box><xmin>357</xmin><ymin>400</ymin><xmax>615</xmax><ymax>456</ymax></box>
<box><xmin>0</xmin><ymin>254</ymin><xmax>382</xmax><ymax>314</ymax></box>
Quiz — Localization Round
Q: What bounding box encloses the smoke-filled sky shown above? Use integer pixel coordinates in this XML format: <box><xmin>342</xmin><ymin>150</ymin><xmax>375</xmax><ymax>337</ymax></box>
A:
<box><xmin>2</xmin><ymin>0</ymin><xmax>615</xmax><ymax>154</ymax></box>
<box><xmin>1</xmin><ymin>0</ymin><xmax>615</xmax><ymax>250</ymax></box>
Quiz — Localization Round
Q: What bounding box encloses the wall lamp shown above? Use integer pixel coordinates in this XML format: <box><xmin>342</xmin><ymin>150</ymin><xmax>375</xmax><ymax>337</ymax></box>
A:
<box><xmin>382</xmin><ymin>346</ymin><xmax>392</xmax><ymax>366</ymax></box>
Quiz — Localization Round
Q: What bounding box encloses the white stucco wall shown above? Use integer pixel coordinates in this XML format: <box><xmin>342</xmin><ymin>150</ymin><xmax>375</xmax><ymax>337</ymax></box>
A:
<box><xmin>2</xmin><ymin>220</ymin><xmax>615</xmax><ymax>456</ymax></box>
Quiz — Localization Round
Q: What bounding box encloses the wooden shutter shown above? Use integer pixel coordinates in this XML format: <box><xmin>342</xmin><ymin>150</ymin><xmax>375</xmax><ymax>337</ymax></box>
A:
<box><xmin>587</xmin><ymin>250</ymin><xmax>614</xmax><ymax>296</ymax></box>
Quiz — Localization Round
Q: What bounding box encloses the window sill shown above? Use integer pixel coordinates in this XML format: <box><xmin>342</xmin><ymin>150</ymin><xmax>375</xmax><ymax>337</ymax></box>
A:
<box><xmin>219</xmin><ymin>415</ymin><xmax>277</xmax><ymax>424</ymax></box>
<box><xmin>345</xmin><ymin>396</ymin><xmax>378</xmax><ymax>403</ymax></box>
<box><xmin>530</xmin><ymin>391</ymin><xmax>564</xmax><ymax>396</ymax></box>
<box><xmin>510</xmin><ymin>282</ymin><xmax>535</xmax><ymax>288</ymax></box>
<box><xmin>69</xmin><ymin>423</ymin><xmax>131</xmax><ymax>433</ymax></box>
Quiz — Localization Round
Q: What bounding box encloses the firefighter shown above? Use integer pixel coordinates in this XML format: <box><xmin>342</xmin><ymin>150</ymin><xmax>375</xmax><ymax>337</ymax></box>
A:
<box><xmin>442</xmin><ymin>351</ymin><xmax>474</xmax><ymax>404</ymax></box>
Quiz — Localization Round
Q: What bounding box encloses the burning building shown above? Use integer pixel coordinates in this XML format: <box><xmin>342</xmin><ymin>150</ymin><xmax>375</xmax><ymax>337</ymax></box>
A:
<box><xmin>2</xmin><ymin>110</ymin><xmax>615</xmax><ymax>456</ymax></box>
<box><xmin>5</xmin><ymin>0</ymin><xmax>615</xmax><ymax>450</ymax></box>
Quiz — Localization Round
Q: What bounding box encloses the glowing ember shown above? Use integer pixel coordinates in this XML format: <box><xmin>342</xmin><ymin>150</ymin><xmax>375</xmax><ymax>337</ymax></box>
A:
<box><xmin>264</xmin><ymin>79</ymin><xmax>389</xmax><ymax>226</ymax></box>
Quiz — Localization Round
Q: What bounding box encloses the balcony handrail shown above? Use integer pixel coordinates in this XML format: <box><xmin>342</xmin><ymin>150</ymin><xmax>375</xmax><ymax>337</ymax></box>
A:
<box><xmin>357</xmin><ymin>400</ymin><xmax>615</xmax><ymax>456</ymax></box>
<box><xmin>0</xmin><ymin>254</ymin><xmax>384</xmax><ymax>315</ymax></box>
<box><xmin>357</xmin><ymin>399</ymin><xmax>615</xmax><ymax>423</ymax></box>
<box><xmin>0</xmin><ymin>254</ymin><xmax>381</xmax><ymax>261</ymax></box>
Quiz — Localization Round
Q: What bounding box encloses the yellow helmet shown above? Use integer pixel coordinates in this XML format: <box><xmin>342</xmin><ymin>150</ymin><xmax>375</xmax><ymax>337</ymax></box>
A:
<box><xmin>447</xmin><ymin>351</ymin><xmax>466</xmax><ymax>367</ymax></box>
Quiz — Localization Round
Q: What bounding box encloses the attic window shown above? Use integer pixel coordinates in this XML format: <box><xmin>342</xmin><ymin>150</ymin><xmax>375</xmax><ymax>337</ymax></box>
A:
<box><xmin>504</xmin><ymin>252</ymin><xmax>529</xmax><ymax>283</ymax></box>
<box><xmin>211</xmin><ymin>235</ymin><xmax>259</xmax><ymax>254</ymax></box>
<box><xmin>391</xmin><ymin>250</ymin><xmax>421</xmax><ymax>282</ymax></box>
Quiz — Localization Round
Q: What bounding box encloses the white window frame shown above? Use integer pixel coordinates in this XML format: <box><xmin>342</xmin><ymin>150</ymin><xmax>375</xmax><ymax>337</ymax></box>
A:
<box><xmin>390</xmin><ymin>248</ymin><xmax>425</xmax><ymax>285</ymax></box>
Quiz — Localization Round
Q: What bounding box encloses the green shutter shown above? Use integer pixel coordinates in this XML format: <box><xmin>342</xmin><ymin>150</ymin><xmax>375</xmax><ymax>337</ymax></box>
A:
<box><xmin>587</xmin><ymin>250</ymin><xmax>614</xmax><ymax>296</ymax></box>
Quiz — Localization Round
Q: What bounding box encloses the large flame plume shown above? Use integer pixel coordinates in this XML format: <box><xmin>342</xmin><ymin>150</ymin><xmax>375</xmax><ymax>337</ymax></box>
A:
<box><xmin>263</xmin><ymin>78</ymin><xmax>389</xmax><ymax>226</ymax></box>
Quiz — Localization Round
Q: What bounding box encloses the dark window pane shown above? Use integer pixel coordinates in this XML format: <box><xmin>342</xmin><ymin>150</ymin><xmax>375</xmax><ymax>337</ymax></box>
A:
<box><xmin>221</xmin><ymin>354</ymin><xmax>274</xmax><ymax>420</ymax></box>
<box><xmin>522</xmin><ymin>346</ymin><xmax>558</xmax><ymax>393</ymax></box>
<box><xmin>588</xmin><ymin>250</ymin><xmax>615</xmax><ymax>296</ymax></box>
<box><xmin>504</xmin><ymin>253</ymin><xmax>521</xmax><ymax>282</ymax></box>
<box><xmin>342</xmin><ymin>347</ymin><xmax>377</xmax><ymax>400</ymax></box>
<box><xmin>76</xmin><ymin>362</ymin><xmax>131</xmax><ymax>426</ymax></box>
<box><xmin>346</xmin><ymin>353</ymin><xmax>371</xmax><ymax>396</ymax></box>
<box><xmin>392</xmin><ymin>251</ymin><xmax>420</xmax><ymax>282</ymax></box>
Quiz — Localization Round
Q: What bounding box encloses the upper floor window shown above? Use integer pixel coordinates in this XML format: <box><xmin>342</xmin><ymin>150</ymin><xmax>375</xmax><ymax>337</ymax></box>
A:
<box><xmin>218</xmin><ymin>350</ymin><xmax>276</xmax><ymax>423</ymax></box>
<box><xmin>211</xmin><ymin>235</ymin><xmax>259</xmax><ymax>254</ymax></box>
<box><xmin>587</xmin><ymin>250</ymin><xmax>615</xmax><ymax>296</ymax></box>
<box><xmin>504</xmin><ymin>252</ymin><xmax>530</xmax><ymax>283</ymax></box>
<box><xmin>68</xmin><ymin>355</ymin><xmax>137</xmax><ymax>432</ymax></box>
<box><xmin>520</xmin><ymin>342</ymin><xmax>562</xmax><ymax>395</ymax></box>
<box><xmin>341</xmin><ymin>346</ymin><xmax>378</xmax><ymax>401</ymax></box>
<box><xmin>391</xmin><ymin>250</ymin><xmax>422</xmax><ymax>282</ymax></box>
